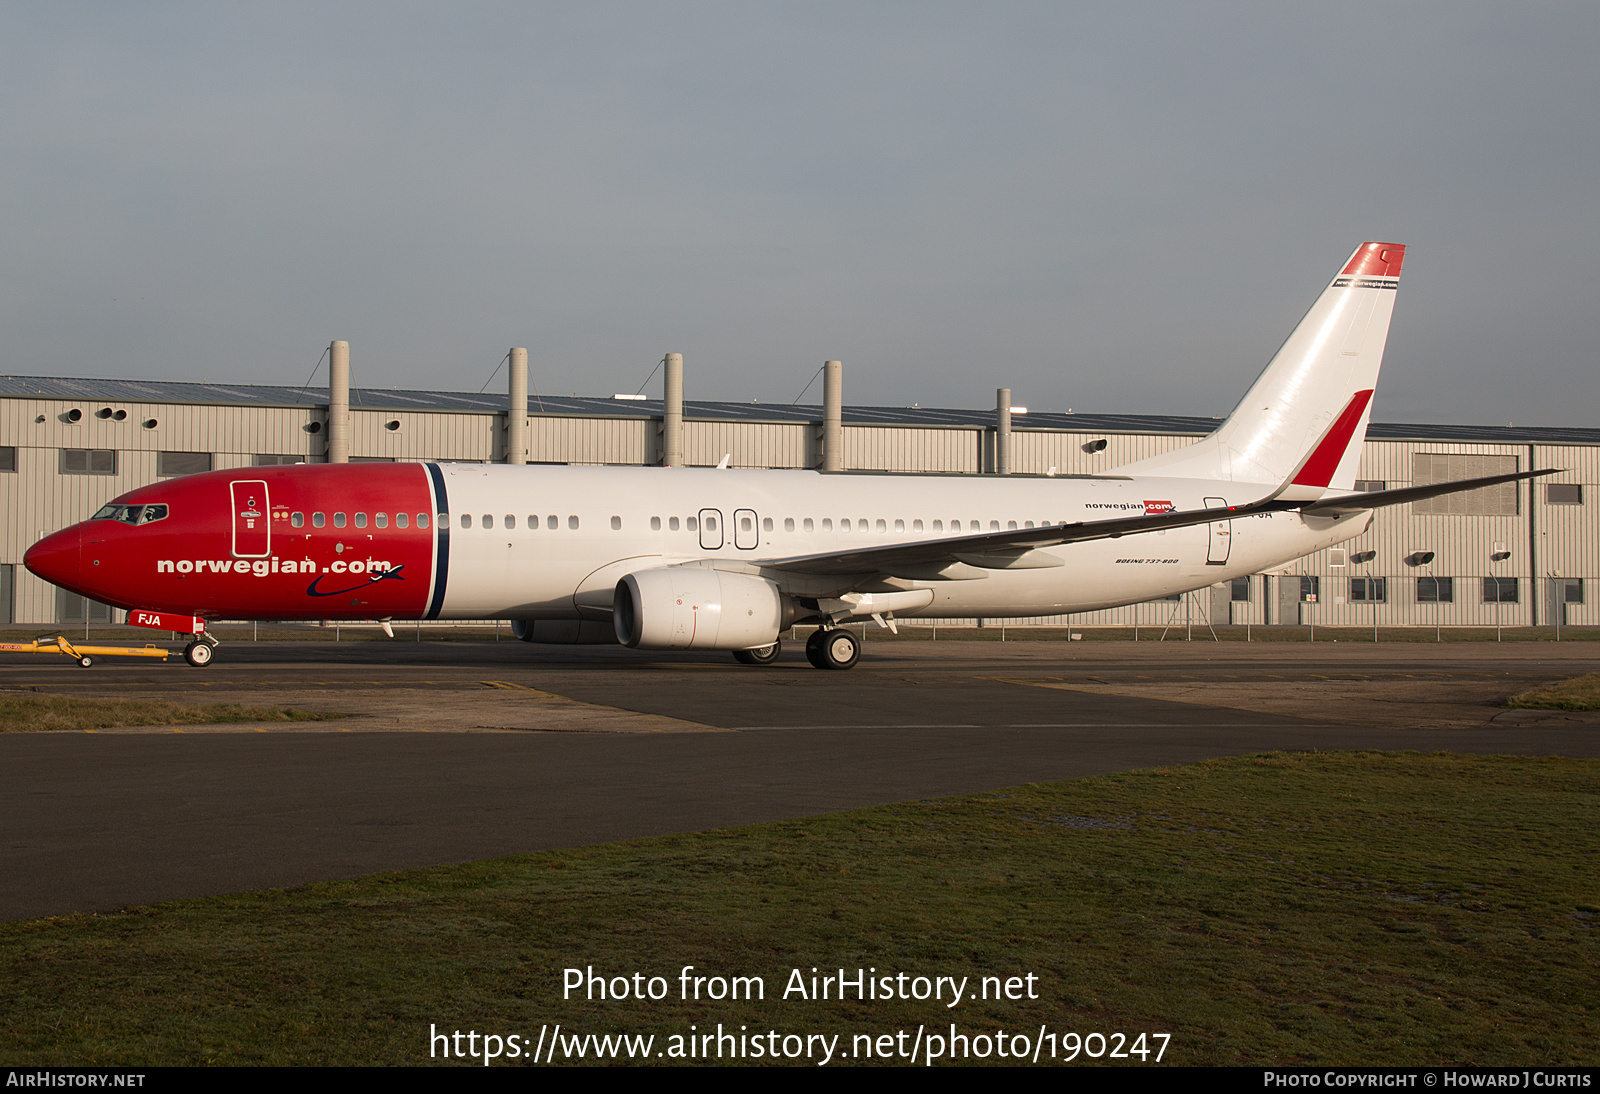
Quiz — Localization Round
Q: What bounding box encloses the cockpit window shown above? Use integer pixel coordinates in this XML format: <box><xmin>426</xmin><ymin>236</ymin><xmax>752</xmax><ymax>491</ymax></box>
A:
<box><xmin>90</xmin><ymin>503</ymin><xmax>169</xmax><ymax>526</ymax></box>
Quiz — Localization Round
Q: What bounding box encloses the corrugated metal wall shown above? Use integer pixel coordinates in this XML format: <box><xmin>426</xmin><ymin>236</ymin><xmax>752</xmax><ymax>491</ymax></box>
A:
<box><xmin>2</xmin><ymin>392</ymin><xmax>1595</xmax><ymax>627</ymax></box>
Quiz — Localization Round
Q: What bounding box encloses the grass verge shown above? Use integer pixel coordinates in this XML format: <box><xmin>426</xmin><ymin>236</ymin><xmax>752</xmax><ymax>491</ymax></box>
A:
<box><xmin>0</xmin><ymin>695</ymin><xmax>341</xmax><ymax>732</ymax></box>
<box><xmin>1505</xmin><ymin>673</ymin><xmax>1600</xmax><ymax>711</ymax></box>
<box><xmin>0</xmin><ymin>751</ymin><xmax>1596</xmax><ymax>1067</ymax></box>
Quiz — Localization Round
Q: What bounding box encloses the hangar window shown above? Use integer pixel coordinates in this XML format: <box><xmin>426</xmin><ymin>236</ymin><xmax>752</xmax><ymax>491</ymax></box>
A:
<box><xmin>291</xmin><ymin>512</ymin><xmax>304</xmax><ymax>528</ymax></box>
<box><xmin>568</xmin><ymin>515</ymin><xmax>579</xmax><ymax>530</ymax></box>
<box><xmin>611</xmin><ymin>516</ymin><xmax>622</xmax><ymax>530</ymax></box>
<box><xmin>1416</xmin><ymin>577</ymin><xmax>1453</xmax><ymax>602</ymax></box>
<box><xmin>255</xmin><ymin>454</ymin><xmax>306</xmax><ymax>466</ymax></box>
<box><xmin>0</xmin><ymin>446</ymin><xmax>15</xmax><ymax>473</ymax></box>
<box><xmin>1354</xmin><ymin>480</ymin><xmax>1386</xmax><ymax>492</ymax></box>
<box><xmin>1560</xmin><ymin>578</ymin><xmax>1584</xmax><ymax>604</ymax></box>
<box><xmin>1413</xmin><ymin>454</ymin><xmax>1518</xmax><ymax>515</ymax></box>
<box><xmin>1231</xmin><ymin>577</ymin><xmax>1252</xmax><ymax>602</ymax></box>
<box><xmin>1298</xmin><ymin>576</ymin><xmax>1320</xmax><ymax>601</ymax></box>
<box><xmin>1483</xmin><ymin>577</ymin><xmax>1519</xmax><ymax>603</ymax></box>
<box><xmin>157</xmin><ymin>451</ymin><xmax>212</xmax><ymax>478</ymax></box>
<box><xmin>312</xmin><ymin>512</ymin><xmax>325</xmax><ymax>528</ymax></box>
<box><xmin>61</xmin><ymin>449</ymin><xmax>116</xmax><ymax>475</ymax></box>
<box><xmin>333</xmin><ymin>512</ymin><xmax>346</xmax><ymax>528</ymax></box>
<box><xmin>1350</xmin><ymin>577</ymin><xmax>1386</xmax><ymax>602</ymax></box>
<box><xmin>354</xmin><ymin>512</ymin><xmax>367</xmax><ymax>529</ymax></box>
<box><xmin>651</xmin><ymin>516</ymin><xmax>661</xmax><ymax>530</ymax></box>
<box><xmin>375</xmin><ymin>513</ymin><xmax>387</xmax><ymax>529</ymax></box>
<box><xmin>1548</xmin><ymin>484</ymin><xmax>1584</xmax><ymax>505</ymax></box>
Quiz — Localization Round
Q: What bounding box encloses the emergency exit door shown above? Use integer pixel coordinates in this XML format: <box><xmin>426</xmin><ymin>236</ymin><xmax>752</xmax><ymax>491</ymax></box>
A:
<box><xmin>231</xmin><ymin>480</ymin><xmax>270</xmax><ymax>558</ymax></box>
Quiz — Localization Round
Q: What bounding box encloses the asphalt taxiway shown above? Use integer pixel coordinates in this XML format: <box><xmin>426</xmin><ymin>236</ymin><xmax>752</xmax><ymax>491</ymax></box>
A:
<box><xmin>3</xmin><ymin>638</ymin><xmax>1597</xmax><ymax>921</ymax></box>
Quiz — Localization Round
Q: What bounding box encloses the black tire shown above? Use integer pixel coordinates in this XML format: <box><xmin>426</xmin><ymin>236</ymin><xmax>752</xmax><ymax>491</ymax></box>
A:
<box><xmin>805</xmin><ymin>627</ymin><xmax>828</xmax><ymax>669</ymax></box>
<box><xmin>77</xmin><ymin>655</ymin><xmax>93</xmax><ymax>668</ymax></box>
<box><xmin>184</xmin><ymin>641</ymin><xmax>215</xmax><ymax>667</ymax></box>
<box><xmin>818</xmin><ymin>628</ymin><xmax>860</xmax><ymax>670</ymax></box>
<box><xmin>732</xmin><ymin>639</ymin><xmax>781</xmax><ymax>666</ymax></box>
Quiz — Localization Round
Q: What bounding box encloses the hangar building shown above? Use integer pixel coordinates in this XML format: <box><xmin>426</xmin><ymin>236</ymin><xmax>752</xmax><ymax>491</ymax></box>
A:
<box><xmin>1</xmin><ymin>357</ymin><xmax>1594</xmax><ymax>631</ymax></box>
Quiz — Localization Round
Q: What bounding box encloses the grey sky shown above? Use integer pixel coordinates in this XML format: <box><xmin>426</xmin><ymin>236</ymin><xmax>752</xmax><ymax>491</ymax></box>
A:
<box><xmin>2</xmin><ymin>3</ymin><xmax>1595</xmax><ymax>425</ymax></box>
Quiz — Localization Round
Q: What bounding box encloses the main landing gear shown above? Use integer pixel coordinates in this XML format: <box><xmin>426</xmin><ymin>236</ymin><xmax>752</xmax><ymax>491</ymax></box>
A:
<box><xmin>728</xmin><ymin>628</ymin><xmax>861</xmax><ymax>670</ymax></box>
<box><xmin>732</xmin><ymin>639</ymin><xmax>782</xmax><ymax>666</ymax></box>
<box><xmin>805</xmin><ymin>627</ymin><xmax>860</xmax><ymax>671</ymax></box>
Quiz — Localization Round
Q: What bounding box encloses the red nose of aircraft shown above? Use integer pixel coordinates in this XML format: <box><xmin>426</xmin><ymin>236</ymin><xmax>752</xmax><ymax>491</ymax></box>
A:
<box><xmin>24</xmin><ymin>525</ymin><xmax>82</xmax><ymax>593</ymax></box>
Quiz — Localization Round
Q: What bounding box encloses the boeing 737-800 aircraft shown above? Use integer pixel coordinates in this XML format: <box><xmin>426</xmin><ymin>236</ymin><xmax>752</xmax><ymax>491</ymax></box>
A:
<box><xmin>23</xmin><ymin>242</ymin><xmax>1548</xmax><ymax>669</ymax></box>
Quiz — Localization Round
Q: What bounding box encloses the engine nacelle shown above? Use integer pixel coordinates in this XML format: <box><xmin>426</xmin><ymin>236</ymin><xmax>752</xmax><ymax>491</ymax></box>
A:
<box><xmin>614</xmin><ymin>568</ymin><xmax>788</xmax><ymax>650</ymax></box>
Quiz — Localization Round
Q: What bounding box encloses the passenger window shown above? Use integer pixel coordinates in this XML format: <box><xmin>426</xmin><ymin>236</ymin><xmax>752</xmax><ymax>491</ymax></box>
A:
<box><xmin>876</xmin><ymin>519</ymin><xmax>887</xmax><ymax>532</ymax></box>
<box><xmin>841</xmin><ymin>519</ymin><xmax>851</xmax><ymax>532</ymax></box>
<box><xmin>822</xmin><ymin>518</ymin><xmax>832</xmax><ymax>531</ymax></box>
<box><xmin>291</xmin><ymin>512</ymin><xmax>304</xmax><ymax>528</ymax></box>
<box><xmin>312</xmin><ymin>512</ymin><xmax>325</xmax><ymax>528</ymax></box>
<box><xmin>803</xmin><ymin>518</ymin><xmax>813</xmax><ymax>532</ymax></box>
<box><xmin>669</xmin><ymin>516</ymin><xmax>680</xmax><ymax>531</ymax></box>
<box><xmin>354</xmin><ymin>512</ymin><xmax>367</xmax><ymax>528</ymax></box>
<box><xmin>483</xmin><ymin>514</ymin><xmax>494</xmax><ymax>529</ymax></box>
<box><xmin>333</xmin><ymin>512</ymin><xmax>347</xmax><ymax>528</ymax></box>
<box><xmin>933</xmin><ymin>520</ymin><xmax>942</xmax><ymax>532</ymax></box>
<box><xmin>505</xmin><ymin>515</ymin><xmax>516</xmax><ymax>529</ymax></box>
<box><xmin>651</xmin><ymin>516</ymin><xmax>661</xmax><ymax>530</ymax></box>
<box><xmin>1024</xmin><ymin>521</ymin><xmax>1033</xmax><ymax>528</ymax></box>
<box><xmin>568</xmin><ymin>515</ymin><xmax>579</xmax><ymax>529</ymax></box>
<box><xmin>763</xmin><ymin>517</ymin><xmax>773</xmax><ymax>532</ymax></box>
<box><xmin>420</xmin><ymin>513</ymin><xmax>432</xmax><ymax>529</ymax></box>
<box><xmin>912</xmin><ymin>519</ymin><xmax>922</xmax><ymax>532</ymax></box>
<box><xmin>375</xmin><ymin>513</ymin><xmax>388</xmax><ymax>528</ymax></box>
<box><xmin>740</xmin><ymin>516</ymin><xmax>752</xmax><ymax>532</ymax></box>
<box><xmin>784</xmin><ymin>518</ymin><xmax>795</xmax><ymax>532</ymax></box>
<box><xmin>610</xmin><ymin>516</ymin><xmax>621</xmax><ymax>530</ymax></box>
<box><xmin>528</xmin><ymin>515</ymin><xmax>537</xmax><ymax>529</ymax></box>
<box><xmin>1008</xmin><ymin>521</ymin><xmax>1017</xmax><ymax>530</ymax></box>
<box><xmin>687</xmin><ymin>517</ymin><xmax>698</xmax><ymax>531</ymax></box>
<box><xmin>461</xmin><ymin>514</ymin><xmax>472</xmax><ymax>529</ymax></box>
<box><xmin>895</xmin><ymin>519</ymin><xmax>904</xmax><ymax>532</ymax></box>
<box><xmin>989</xmin><ymin>520</ymin><xmax>999</xmax><ymax>531</ymax></box>
<box><xmin>547</xmin><ymin>515</ymin><xmax>557</xmax><ymax>530</ymax></box>
<box><xmin>705</xmin><ymin>516</ymin><xmax>716</xmax><ymax>531</ymax></box>
<box><xmin>396</xmin><ymin>513</ymin><xmax>408</xmax><ymax>528</ymax></box>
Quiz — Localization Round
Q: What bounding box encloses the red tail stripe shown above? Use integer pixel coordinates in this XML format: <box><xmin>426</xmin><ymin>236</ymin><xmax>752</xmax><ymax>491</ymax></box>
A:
<box><xmin>1341</xmin><ymin>242</ymin><xmax>1406</xmax><ymax>278</ymax></box>
<box><xmin>1292</xmin><ymin>389</ymin><xmax>1375</xmax><ymax>488</ymax></box>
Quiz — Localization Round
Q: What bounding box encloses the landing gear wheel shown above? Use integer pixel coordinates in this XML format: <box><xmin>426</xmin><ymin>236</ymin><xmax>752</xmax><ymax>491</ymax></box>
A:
<box><xmin>183</xmin><ymin>641</ymin><xmax>215</xmax><ymax>667</ymax></box>
<box><xmin>77</xmin><ymin>655</ymin><xmax>93</xmax><ymax>668</ymax></box>
<box><xmin>732</xmin><ymin>639</ymin><xmax>781</xmax><ymax>666</ymax></box>
<box><xmin>807</xmin><ymin>627</ymin><xmax>860</xmax><ymax>670</ymax></box>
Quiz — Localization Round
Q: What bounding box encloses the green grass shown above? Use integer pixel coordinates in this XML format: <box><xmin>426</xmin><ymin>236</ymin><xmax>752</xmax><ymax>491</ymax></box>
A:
<box><xmin>0</xmin><ymin>695</ymin><xmax>341</xmax><ymax>732</ymax></box>
<box><xmin>1</xmin><ymin>751</ymin><xmax>1596</xmax><ymax>1066</ymax></box>
<box><xmin>1506</xmin><ymin>673</ymin><xmax>1600</xmax><ymax>711</ymax></box>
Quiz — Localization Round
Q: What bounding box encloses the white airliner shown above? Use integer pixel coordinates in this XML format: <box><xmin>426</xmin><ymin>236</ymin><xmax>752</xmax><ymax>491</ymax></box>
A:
<box><xmin>24</xmin><ymin>241</ymin><xmax>1547</xmax><ymax>668</ymax></box>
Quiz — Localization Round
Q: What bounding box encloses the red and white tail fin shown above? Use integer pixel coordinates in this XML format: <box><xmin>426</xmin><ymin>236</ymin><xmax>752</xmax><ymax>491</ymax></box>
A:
<box><xmin>1114</xmin><ymin>242</ymin><xmax>1405</xmax><ymax>500</ymax></box>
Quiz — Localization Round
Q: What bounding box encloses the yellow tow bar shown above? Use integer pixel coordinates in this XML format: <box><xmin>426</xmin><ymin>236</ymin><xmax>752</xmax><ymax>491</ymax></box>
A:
<box><xmin>0</xmin><ymin>636</ymin><xmax>170</xmax><ymax>668</ymax></box>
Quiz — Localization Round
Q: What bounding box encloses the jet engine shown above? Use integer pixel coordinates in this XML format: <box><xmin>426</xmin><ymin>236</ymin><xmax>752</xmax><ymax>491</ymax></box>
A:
<box><xmin>614</xmin><ymin>568</ymin><xmax>791</xmax><ymax>650</ymax></box>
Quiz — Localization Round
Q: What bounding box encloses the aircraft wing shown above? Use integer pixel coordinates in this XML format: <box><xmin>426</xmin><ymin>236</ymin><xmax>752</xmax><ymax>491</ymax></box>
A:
<box><xmin>762</xmin><ymin>468</ymin><xmax>1559</xmax><ymax>579</ymax></box>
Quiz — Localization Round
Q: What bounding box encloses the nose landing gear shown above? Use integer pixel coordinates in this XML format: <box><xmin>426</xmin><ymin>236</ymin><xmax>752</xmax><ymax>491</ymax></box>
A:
<box><xmin>183</xmin><ymin>636</ymin><xmax>218</xmax><ymax>667</ymax></box>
